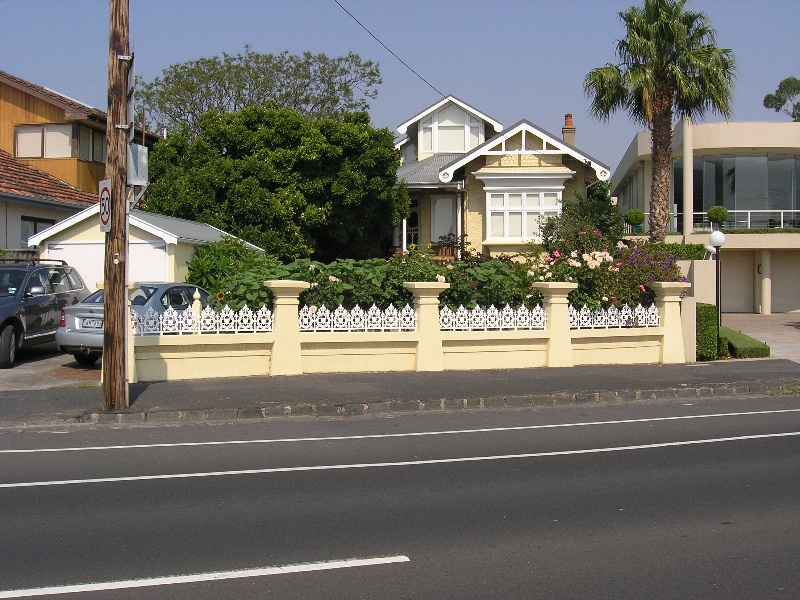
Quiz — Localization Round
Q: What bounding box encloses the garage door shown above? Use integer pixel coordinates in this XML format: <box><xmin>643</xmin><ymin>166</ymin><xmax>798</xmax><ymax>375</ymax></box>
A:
<box><xmin>46</xmin><ymin>241</ymin><xmax>168</xmax><ymax>291</ymax></box>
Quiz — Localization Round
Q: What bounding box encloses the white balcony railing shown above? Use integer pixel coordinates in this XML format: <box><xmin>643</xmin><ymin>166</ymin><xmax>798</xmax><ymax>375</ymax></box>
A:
<box><xmin>624</xmin><ymin>210</ymin><xmax>800</xmax><ymax>234</ymax></box>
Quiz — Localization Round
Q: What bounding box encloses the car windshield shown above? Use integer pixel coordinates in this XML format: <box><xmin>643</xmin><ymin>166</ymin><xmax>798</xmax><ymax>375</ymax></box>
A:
<box><xmin>0</xmin><ymin>270</ymin><xmax>25</xmax><ymax>297</ymax></box>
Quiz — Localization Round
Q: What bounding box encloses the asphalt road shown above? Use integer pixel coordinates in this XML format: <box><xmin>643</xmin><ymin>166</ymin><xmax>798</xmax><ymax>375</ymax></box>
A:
<box><xmin>1</xmin><ymin>395</ymin><xmax>798</xmax><ymax>599</ymax></box>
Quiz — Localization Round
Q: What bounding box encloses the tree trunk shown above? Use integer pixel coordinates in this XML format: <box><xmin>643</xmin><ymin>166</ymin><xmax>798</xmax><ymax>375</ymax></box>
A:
<box><xmin>648</xmin><ymin>87</ymin><xmax>674</xmax><ymax>244</ymax></box>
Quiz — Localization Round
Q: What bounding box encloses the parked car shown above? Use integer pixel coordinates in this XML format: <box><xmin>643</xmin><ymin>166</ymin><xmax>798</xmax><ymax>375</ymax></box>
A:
<box><xmin>56</xmin><ymin>282</ymin><xmax>211</xmax><ymax>365</ymax></box>
<box><xmin>0</xmin><ymin>259</ymin><xmax>91</xmax><ymax>368</ymax></box>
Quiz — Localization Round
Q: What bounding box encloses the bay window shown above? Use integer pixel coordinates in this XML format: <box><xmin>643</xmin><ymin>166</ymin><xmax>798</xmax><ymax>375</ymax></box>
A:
<box><xmin>487</xmin><ymin>191</ymin><xmax>560</xmax><ymax>240</ymax></box>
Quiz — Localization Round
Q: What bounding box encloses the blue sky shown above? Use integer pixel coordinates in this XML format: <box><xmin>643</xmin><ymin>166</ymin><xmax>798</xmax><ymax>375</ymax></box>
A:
<box><xmin>1</xmin><ymin>0</ymin><xmax>797</xmax><ymax>170</ymax></box>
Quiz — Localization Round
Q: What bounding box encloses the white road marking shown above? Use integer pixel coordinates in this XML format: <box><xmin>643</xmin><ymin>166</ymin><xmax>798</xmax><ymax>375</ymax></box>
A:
<box><xmin>0</xmin><ymin>555</ymin><xmax>410</xmax><ymax>598</ymax></box>
<box><xmin>1</xmin><ymin>431</ymin><xmax>797</xmax><ymax>489</ymax></box>
<box><xmin>2</xmin><ymin>408</ymin><xmax>799</xmax><ymax>454</ymax></box>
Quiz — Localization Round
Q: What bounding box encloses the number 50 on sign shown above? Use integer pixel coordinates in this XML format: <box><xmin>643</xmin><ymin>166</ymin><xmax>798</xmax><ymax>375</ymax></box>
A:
<box><xmin>99</xmin><ymin>179</ymin><xmax>111</xmax><ymax>232</ymax></box>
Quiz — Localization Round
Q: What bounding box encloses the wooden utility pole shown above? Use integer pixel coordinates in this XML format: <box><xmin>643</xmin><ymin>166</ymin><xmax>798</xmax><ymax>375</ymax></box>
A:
<box><xmin>103</xmin><ymin>0</ymin><xmax>130</xmax><ymax>410</ymax></box>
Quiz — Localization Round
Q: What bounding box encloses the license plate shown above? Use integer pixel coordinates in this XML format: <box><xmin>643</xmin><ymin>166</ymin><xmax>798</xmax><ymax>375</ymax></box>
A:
<box><xmin>81</xmin><ymin>318</ymin><xmax>103</xmax><ymax>329</ymax></box>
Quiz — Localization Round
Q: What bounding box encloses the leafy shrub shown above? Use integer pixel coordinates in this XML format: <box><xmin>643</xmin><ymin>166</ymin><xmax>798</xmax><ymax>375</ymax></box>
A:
<box><xmin>624</xmin><ymin>209</ymin><xmax>645</xmax><ymax>226</ymax></box>
<box><xmin>187</xmin><ymin>238</ymin><xmax>288</xmax><ymax>310</ymax></box>
<box><xmin>696</xmin><ymin>303</ymin><xmax>718</xmax><ymax>361</ymax></box>
<box><xmin>613</xmin><ymin>241</ymin><xmax>685</xmax><ymax>306</ymax></box>
<box><xmin>707</xmin><ymin>205</ymin><xmax>728</xmax><ymax>225</ymax></box>
<box><xmin>541</xmin><ymin>182</ymin><xmax>624</xmax><ymax>252</ymax></box>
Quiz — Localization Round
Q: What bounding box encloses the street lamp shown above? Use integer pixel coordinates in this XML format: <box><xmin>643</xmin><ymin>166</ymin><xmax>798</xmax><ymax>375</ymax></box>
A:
<box><xmin>709</xmin><ymin>229</ymin><xmax>726</xmax><ymax>352</ymax></box>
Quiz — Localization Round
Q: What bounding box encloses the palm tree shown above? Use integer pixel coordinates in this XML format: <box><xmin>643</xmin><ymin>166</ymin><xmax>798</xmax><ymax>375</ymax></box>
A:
<box><xmin>585</xmin><ymin>0</ymin><xmax>736</xmax><ymax>242</ymax></box>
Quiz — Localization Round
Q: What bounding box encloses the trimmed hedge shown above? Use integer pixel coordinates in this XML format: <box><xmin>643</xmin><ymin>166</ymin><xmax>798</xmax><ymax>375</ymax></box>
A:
<box><xmin>653</xmin><ymin>243</ymin><xmax>707</xmax><ymax>260</ymax></box>
<box><xmin>696</xmin><ymin>302</ymin><xmax>719</xmax><ymax>361</ymax></box>
<box><xmin>719</xmin><ymin>327</ymin><xmax>771</xmax><ymax>358</ymax></box>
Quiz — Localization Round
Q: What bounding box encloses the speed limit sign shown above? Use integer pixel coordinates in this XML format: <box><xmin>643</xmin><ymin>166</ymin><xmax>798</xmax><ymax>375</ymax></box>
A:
<box><xmin>99</xmin><ymin>179</ymin><xmax>111</xmax><ymax>232</ymax></box>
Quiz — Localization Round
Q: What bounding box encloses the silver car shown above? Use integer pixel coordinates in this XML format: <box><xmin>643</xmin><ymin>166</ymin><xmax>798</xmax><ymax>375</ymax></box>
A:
<box><xmin>56</xmin><ymin>283</ymin><xmax>210</xmax><ymax>365</ymax></box>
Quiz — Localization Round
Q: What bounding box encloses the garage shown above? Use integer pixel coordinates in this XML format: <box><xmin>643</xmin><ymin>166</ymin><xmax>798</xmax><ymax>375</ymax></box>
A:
<box><xmin>44</xmin><ymin>240</ymin><xmax>168</xmax><ymax>291</ymax></box>
<box><xmin>29</xmin><ymin>205</ymin><xmax>262</xmax><ymax>290</ymax></box>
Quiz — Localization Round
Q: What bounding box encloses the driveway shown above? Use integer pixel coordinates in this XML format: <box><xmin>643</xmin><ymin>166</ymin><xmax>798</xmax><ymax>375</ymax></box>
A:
<box><xmin>1</xmin><ymin>342</ymin><xmax>101</xmax><ymax>391</ymax></box>
<box><xmin>723</xmin><ymin>312</ymin><xmax>800</xmax><ymax>363</ymax></box>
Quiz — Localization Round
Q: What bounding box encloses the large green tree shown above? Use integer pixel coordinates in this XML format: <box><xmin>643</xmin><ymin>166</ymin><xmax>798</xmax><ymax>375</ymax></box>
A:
<box><xmin>584</xmin><ymin>0</ymin><xmax>735</xmax><ymax>242</ymax></box>
<box><xmin>143</xmin><ymin>105</ymin><xmax>409</xmax><ymax>262</ymax></box>
<box><xmin>138</xmin><ymin>47</ymin><xmax>382</xmax><ymax>138</ymax></box>
<box><xmin>763</xmin><ymin>76</ymin><xmax>800</xmax><ymax>122</ymax></box>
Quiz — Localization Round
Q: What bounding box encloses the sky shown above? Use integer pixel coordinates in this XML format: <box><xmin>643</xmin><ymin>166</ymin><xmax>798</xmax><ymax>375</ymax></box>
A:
<box><xmin>1</xmin><ymin>0</ymin><xmax>797</xmax><ymax>171</ymax></box>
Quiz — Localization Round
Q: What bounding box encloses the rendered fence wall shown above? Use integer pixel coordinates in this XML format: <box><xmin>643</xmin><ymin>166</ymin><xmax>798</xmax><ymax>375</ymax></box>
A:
<box><xmin>131</xmin><ymin>280</ymin><xmax>691</xmax><ymax>383</ymax></box>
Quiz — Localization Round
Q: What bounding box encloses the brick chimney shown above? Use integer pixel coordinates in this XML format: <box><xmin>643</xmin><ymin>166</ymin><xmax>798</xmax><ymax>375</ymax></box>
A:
<box><xmin>562</xmin><ymin>113</ymin><xmax>575</xmax><ymax>146</ymax></box>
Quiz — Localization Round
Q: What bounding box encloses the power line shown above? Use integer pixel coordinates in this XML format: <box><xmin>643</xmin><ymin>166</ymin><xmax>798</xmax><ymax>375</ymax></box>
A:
<box><xmin>333</xmin><ymin>0</ymin><xmax>445</xmax><ymax>98</ymax></box>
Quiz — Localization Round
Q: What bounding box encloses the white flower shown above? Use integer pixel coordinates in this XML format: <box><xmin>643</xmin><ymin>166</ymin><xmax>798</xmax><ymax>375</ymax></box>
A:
<box><xmin>436</xmin><ymin>274</ymin><xmax>446</xmax><ymax>283</ymax></box>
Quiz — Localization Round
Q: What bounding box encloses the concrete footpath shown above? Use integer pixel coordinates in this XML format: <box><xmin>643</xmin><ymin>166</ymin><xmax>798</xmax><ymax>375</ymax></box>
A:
<box><xmin>2</xmin><ymin>359</ymin><xmax>800</xmax><ymax>427</ymax></box>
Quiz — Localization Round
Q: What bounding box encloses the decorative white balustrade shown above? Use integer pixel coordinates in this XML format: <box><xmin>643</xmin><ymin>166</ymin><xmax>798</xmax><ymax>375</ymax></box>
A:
<box><xmin>298</xmin><ymin>304</ymin><xmax>417</xmax><ymax>332</ymax></box>
<box><xmin>568</xmin><ymin>304</ymin><xmax>660</xmax><ymax>329</ymax></box>
<box><xmin>439</xmin><ymin>304</ymin><xmax>547</xmax><ymax>331</ymax></box>
<box><xmin>131</xmin><ymin>301</ymin><xmax>660</xmax><ymax>335</ymax></box>
<box><xmin>132</xmin><ymin>305</ymin><xmax>274</xmax><ymax>335</ymax></box>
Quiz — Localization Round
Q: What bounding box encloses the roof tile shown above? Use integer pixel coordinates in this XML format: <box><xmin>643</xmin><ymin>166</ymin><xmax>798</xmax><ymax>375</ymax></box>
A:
<box><xmin>0</xmin><ymin>149</ymin><xmax>98</xmax><ymax>207</ymax></box>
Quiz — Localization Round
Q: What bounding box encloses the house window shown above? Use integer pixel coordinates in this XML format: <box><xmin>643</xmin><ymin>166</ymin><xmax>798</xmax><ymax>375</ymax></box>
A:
<box><xmin>14</xmin><ymin>124</ymin><xmax>105</xmax><ymax>163</ymax></box>
<box><xmin>419</xmin><ymin>105</ymin><xmax>484</xmax><ymax>154</ymax></box>
<box><xmin>20</xmin><ymin>217</ymin><xmax>56</xmax><ymax>248</ymax></box>
<box><xmin>78</xmin><ymin>126</ymin><xmax>106</xmax><ymax>163</ymax></box>
<box><xmin>487</xmin><ymin>192</ymin><xmax>560</xmax><ymax>240</ymax></box>
<box><xmin>15</xmin><ymin>124</ymin><xmax>73</xmax><ymax>158</ymax></box>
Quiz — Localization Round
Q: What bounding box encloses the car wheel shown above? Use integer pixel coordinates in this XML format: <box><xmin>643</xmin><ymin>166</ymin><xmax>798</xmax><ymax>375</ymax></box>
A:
<box><xmin>73</xmin><ymin>353</ymin><xmax>100</xmax><ymax>366</ymax></box>
<box><xmin>0</xmin><ymin>324</ymin><xmax>17</xmax><ymax>369</ymax></box>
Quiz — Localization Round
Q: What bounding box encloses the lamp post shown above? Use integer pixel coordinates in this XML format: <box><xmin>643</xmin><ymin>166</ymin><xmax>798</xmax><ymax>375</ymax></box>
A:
<box><xmin>709</xmin><ymin>229</ymin><xmax>726</xmax><ymax>352</ymax></box>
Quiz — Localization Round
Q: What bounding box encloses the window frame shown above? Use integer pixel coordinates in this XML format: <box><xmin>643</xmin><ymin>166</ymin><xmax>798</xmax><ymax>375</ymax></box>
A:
<box><xmin>485</xmin><ymin>191</ymin><xmax>562</xmax><ymax>242</ymax></box>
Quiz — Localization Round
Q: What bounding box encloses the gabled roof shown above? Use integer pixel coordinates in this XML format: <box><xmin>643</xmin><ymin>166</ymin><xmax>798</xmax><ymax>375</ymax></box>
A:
<box><xmin>396</xmin><ymin>95</ymin><xmax>503</xmax><ymax>135</ymax></box>
<box><xmin>397</xmin><ymin>153</ymin><xmax>464</xmax><ymax>188</ymax></box>
<box><xmin>27</xmin><ymin>204</ymin><xmax>264</xmax><ymax>252</ymax></box>
<box><xmin>438</xmin><ymin>119</ymin><xmax>611</xmax><ymax>184</ymax></box>
<box><xmin>0</xmin><ymin>149</ymin><xmax>97</xmax><ymax>208</ymax></box>
<box><xmin>0</xmin><ymin>69</ymin><xmax>106</xmax><ymax>124</ymax></box>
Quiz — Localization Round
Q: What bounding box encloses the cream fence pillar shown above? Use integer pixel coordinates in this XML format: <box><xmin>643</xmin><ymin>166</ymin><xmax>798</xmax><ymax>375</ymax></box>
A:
<box><xmin>530</xmin><ymin>281</ymin><xmax>577</xmax><ymax>367</ymax></box>
<box><xmin>651</xmin><ymin>281</ymin><xmax>692</xmax><ymax>364</ymax></box>
<box><xmin>403</xmin><ymin>281</ymin><xmax>450</xmax><ymax>372</ymax></box>
<box><xmin>264</xmin><ymin>280</ymin><xmax>310</xmax><ymax>375</ymax></box>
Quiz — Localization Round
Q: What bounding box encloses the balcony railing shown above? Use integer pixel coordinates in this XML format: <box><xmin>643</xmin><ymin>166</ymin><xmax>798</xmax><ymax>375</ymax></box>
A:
<box><xmin>624</xmin><ymin>210</ymin><xmax>800</xmax><ymax>234</ymax></box>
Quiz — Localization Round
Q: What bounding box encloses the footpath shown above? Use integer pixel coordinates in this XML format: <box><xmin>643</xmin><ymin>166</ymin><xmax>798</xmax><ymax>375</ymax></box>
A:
<box><xmin>2</xmin><ymin>358</ymin><xmax>800</xmax><ymax>428</ymax></box>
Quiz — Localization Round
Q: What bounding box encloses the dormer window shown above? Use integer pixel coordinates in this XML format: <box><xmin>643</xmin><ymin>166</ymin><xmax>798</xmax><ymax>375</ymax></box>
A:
<box><xmin>419</xmin><ymin>105</ymin><xmax>483</xmax><ymax>154</ymax></box>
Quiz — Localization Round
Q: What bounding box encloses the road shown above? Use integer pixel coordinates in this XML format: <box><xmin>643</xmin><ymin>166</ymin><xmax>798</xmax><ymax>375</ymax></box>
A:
<box><xmin>1</xmin><ymin>395</ymin><xmax>798</xmax><ymax>599</ymax></box>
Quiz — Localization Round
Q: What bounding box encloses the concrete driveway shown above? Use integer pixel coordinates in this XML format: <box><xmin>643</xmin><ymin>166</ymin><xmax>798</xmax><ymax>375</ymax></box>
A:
<box><xmin>0</xmin><ymin>342</ymin><xmax>101</xmax><ymax>391</ymax></box>
<box><xmin>723</xmin><ymin>312</ymin><xmax>800</xmax><ymax>362</ymax></box>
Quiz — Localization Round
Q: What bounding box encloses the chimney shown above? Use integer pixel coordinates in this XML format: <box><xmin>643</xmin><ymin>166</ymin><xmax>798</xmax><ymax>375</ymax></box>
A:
<box><xmin>562</xmin><ymin>113</ymin><xmax>575</xmax><ymax>146</ymax></box>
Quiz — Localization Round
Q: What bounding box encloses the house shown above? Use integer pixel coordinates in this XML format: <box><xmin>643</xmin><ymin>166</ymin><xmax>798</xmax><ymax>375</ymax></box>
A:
<box><xmin>0</xmin><ymin>149</ymin><xmax>96</xmax><ymax>252</ymax></box>
<box><xmin>612</xmin><ymin>119</ymin><xmax>800</xmax><ymax>313</ymax></box>
<box><xmin>28</xmin><ymin>205</ymin><xmax>263</xmax><ymax>291</ymax></box>
<box><xmin>0</xmin><ymin>70</ymin><xmax>157</xmax><ymax>250</ymax></box>
<box><xmin>393</xmin><ymin>96</ymin><xmax>610</xmax><ymax>256</ymax></box>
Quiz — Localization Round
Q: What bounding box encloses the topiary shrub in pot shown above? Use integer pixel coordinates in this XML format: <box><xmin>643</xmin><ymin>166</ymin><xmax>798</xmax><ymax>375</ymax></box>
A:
<box><xmin>624</xmin><ymin>209</ymin><xmax>645</xmax><ymax>233</ymax></box>
<box><xmin>707</xmin><ymin>205</ymin><xmax>728</xmax><ymax>228</ymax></box>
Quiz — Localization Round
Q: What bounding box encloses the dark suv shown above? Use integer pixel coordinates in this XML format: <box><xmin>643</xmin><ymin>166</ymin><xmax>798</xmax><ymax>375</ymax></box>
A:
<box><xmin>0</xmin><ymin>259</ymin><xmax>91</xmax><ymax>368</ymax></box>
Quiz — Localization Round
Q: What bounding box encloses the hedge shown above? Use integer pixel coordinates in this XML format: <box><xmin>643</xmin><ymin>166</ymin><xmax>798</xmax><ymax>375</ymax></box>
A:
<box><xmin>696</xmin><ymin>302</ymin><xmax>719</xmax><ymax>361</ymax></box>
<box><xmin>719</xmin><ymin>327</ymin><xmax>771</xmax><ymax>359</ymax></box>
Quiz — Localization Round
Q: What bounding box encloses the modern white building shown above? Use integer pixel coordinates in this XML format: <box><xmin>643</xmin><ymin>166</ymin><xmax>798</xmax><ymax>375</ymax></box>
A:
<box><xmin>613</xmin><ymin>119</ymin><xmax>800</xmax><ymax>313</ymax></box>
